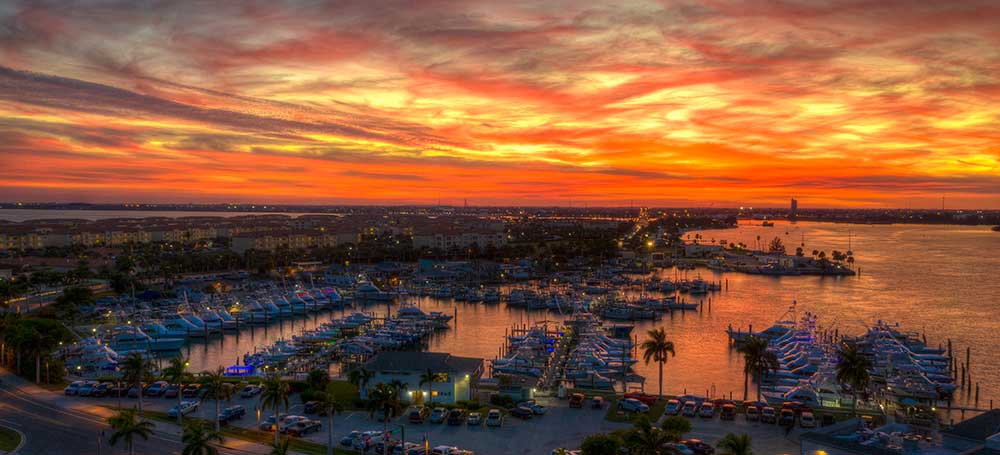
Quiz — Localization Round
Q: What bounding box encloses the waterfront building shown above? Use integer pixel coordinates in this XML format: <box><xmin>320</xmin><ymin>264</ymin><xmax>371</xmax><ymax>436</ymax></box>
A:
<box><xmin>361</xmin><ymin>352</ymin><xmax>484</xmax><ymax>404</ymax></box>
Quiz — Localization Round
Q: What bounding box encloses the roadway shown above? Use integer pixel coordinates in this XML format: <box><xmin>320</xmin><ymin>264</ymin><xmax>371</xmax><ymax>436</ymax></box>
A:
<box><xmin>0</xmin><ymin>370</ymin><xmax>267</xmax><ymax>455</ymax></box>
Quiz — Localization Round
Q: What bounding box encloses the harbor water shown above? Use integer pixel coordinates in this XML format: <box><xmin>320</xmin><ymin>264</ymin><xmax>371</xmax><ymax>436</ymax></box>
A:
<box><xmin>179</xmin><ymin>220</ymin><xmax>999</xmax><ymax>406</ymax></box>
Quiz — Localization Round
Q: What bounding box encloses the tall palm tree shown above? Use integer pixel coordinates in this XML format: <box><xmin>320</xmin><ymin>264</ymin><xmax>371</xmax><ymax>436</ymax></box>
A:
<box><xmin>741</xmin><ymin>338</ymin><xmax>779</xmax><ymax>402</ymax></box>
<box><xmin>121</xmin><ymin>352</ymin><xmax>154</xmax><ymax>416</ymax></box>
<box><xmin>367</xmin><ymin>383</ymin><xmax>398</xmax><ymax>448</ymax></box>
<box><xmin>107</xmin><ymin>409</ymin><xmax>154</xmax><ymax>455</ymax></box>
<box><xmin>716</xmin><ymin>432</ymin><xmax>753</xmax><ymax>455</ymax></box>
<box><xmin>737</xmin><ymin>336</ymin><xmax>769</xmax><ymax>401</ymax></box>
<box><xmin>260</xmin><ymin>374</ymin><xmax>290</xmax><ymax>446</ymax></box>
<box><xmin>418</xmin><ymin>369</ymin><xmax>444</xmax><ymax>405</ymax></box>
<box><xmin>640</xmin><ymin>328</ymin><xmax>676</xmax><ymax>398</ymax></box>
<box><xmin>316</xmin><ymin>383</ymin><xmax>344</xmax><ymax>455</ymax></box>
<box><xmin>348</xmin><ymin>367</ymin><xmax>372</xmax><ymax>395</ymax></box>
<box><xmin>201</xmin><ymin>367</ymin><xmax>232</xmax><ymax>432</ymax></box>
<box><xmin>269</xmin><ymin>437</ymin><xmax>291</xmax><ymax>455</ymax></box>
<box><xmin>835</xmin><ymin>343</ymin><xmax>871</xmax><ymax>416</ymax></box>
<box><xmin>162</xmin><ymin>357</ymin><xmax>190</xmax><ymax>428</ymax></box>
<box><xmin>389</xmin><ymin>379</ymin><xmax>408</xmax><ymax>406</ymax></box>
<box><xmin>181</xmin><ymin>419</ymin><xmax>224</xmax><ymax>455</ymax></box>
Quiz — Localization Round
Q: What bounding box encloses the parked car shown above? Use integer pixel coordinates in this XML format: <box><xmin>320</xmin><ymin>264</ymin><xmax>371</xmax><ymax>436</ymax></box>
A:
<box><xmin>509</xmin><ymin>406</ymin><xmax>533</xmax><ymax>419</ymax></box>
<box><xmin>568</xmin><ymin>393</ymin><xmax>585</xmax><ymax>408</ymax></box>
<box><xmin>745</xmin><ymin>405</ymin><xmax>759</xmax><ymax>421</ymax></box>
<box><xmin>618</xmin><ymin>398</ymin><xmax>650</xmax><ymax>413</ymax></box>
<box><xmin>430</xmin><ymin>446</ymin><xmax>459</xmax><ymax>455</ymax></box>
<box><xmin>664</xmin><ymin>399</ymin><xmax>682</xmax><ymax>415</ymax></box>
<box><xmin>720</xmin><ymin>403</ymin><xmax>737</xmax><ymax>420</ymax></box>
<box><xmin>485</xmin><ymin>409</ymin><xmax>503</xmax><ymax>427</ymax></box>
<box><xmin>682</xmin><ymin>438</ymin><xmax>716</xmax><ymax>455</ymax></box>
<box><xmin>517</xmin><ymin>400</ymin><xmax>547</xmax><ymax>415</ymax></box>
<box><xmin>681</xmin><ymin>400</ymin><xmax>698</xmax><ymax>417</ymax></box>
<box><xmin>260</xmin><ymin>414</ymin><xmax>289</xmax><ymax>432</ymax></box>
<box><xmin>760</xmin><ymin>406</ymin><xmax>777</xmax><ymax>424</ymax></box>
<box><xmin>64</xmin><ymin>381</ymin><xmax>85</xmax><ymax>396</ymax></box>
<box><xmin>163</xmin><ymin>384</ymin><xmax>181</xmax><ymax>398</ymax></box>
<box><xmin>182</xmin><ymin>384</ymin><xmax>201</xmax><ymax>398</ymax></box>
<box><xmin>77</xmin><ymin>381</ymin><xmax>101</xmax><ymax>397</ymax></box>
<box><xmin>591</xmin><ymin>396</ymin><xmax>605</xmax><ymax>409</ymax></box>
<box><xmin>429</xmin><ymin>407</ymin><xmax>448</xmax><ymax>424</ymax></box>
<box><xmin>447</xmin><ymin>409</ymin><xmax>466</xmax><ymax>425</ymax></box>
<box><xmin>145</xmin><ymin>381</ymin><xmax>169</xmax><ymax>397</ymax></box>
<box><xmin>352</xmin><ymin>431</ymin><xmax>387</xmax><ymax>451</ymax></box>
<box><xmin>92</xmin><ymin>382</ymin><xmax>113</xmax><ymax>397</ymax></box>
<box><xmin>218</xmin><ymin>405</ymin><xmax>246</xmax><ymax>423</ymax></box>
<box><xmin>467</xmin><ymin>412</ymin><xmax>482</xmax><ymax>425</ymax></box>
<box><xmin>127</xmin><ymin>384</ymin><xmax>145</xmax><ymax>398</ymax></box>
<box><xmin>340</xmin><ymin>430</ymin><xmax>364</xmax><ymax>447</ymax></box>
<box><xmin>779</xmin><ymin>409</ymin><xmax>796</xmax><ymax>427</ymax></box>
<box><xmin>624</xmin><ymin>392</ymin><xmax>658</xmax><ymax>405</ymax></box>
<box><xmin>278</xmin><ymin>415</ymin><xmax>308</xmax><ymax>433</ymax></box>
<box><xmin>392</xmin><ymin>442</ymin><xmax>423</xmax><ymax>455</ymax></box>
<box><xmin>409</xmin><ymin>406</ymin><xmax>430</xmax><ymax>423</ymax></box>
<box><xmin>303</xmin><ymin>401</ymin><xmax>320</xmax><ymax>414</ymax></box>
<box><xmin>240</xmin><ymin>384</ymin><xmax>262</xmax><ymax>398</ymax></box>
<box><xmin>667</xmin><ymin>443</ymin><xmax>695</xmax><ymax>455</ymax></box>
<box><xmin>286</xmin><ymin>419</ymin><xmax>322</xmax><ymax>436</ymax></box>
<box><xmin>800</xmin><ymin>411</ymin><xmax>816</xmax><ymax>428</ymax></box>
<box><xmin>167</xmin><ymin>400</ymin><xmax>200</xmax><ymax>418</ymax></box>
<box><xmin>698</xmin><ymin>402</ymin><xmax>715</xmax><ymax>418</ymax></box>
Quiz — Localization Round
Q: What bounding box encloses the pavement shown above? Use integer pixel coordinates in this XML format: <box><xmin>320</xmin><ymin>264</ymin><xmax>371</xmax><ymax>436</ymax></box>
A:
<box><xmin>0</xmin><ymin>372</ymin><xmax>803</xmax><ymax>455</ymax></box>
<box><xmin>0</xmin><ymin>369</ymin><xmax>275</xmax><ymax>455</ymax></box>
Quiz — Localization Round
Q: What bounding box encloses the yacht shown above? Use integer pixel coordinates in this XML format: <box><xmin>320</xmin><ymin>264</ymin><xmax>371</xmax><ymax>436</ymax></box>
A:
<box><xmin>110</xmin><ymin>326</ymin><xmax>185</xmax><ymax>352</ymax></box>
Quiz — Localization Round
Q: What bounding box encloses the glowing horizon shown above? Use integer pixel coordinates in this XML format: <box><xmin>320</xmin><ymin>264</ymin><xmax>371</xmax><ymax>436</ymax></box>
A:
<box><xmin>1</xmin><ymin>1</ymin><xmax>998</xmax><ymax>209</ymax></box>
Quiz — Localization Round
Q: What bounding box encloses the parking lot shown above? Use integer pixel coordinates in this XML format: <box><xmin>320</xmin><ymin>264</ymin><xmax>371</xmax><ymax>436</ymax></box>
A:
<box><xmin>59</xmin><ymin>385</ymin><xmax>803</xmax><ymax>454</ymax></box>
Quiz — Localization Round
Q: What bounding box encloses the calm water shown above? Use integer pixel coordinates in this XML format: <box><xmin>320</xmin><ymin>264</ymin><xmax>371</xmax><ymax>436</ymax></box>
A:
<box><xmin>181</xmin><ymin>221</ymin><xmax>999</xmax><ymax>405</ymax></box>
<box><xmin>0</xmin><ymin>209</ymin><xmax>322</xmax><ymax>222</ymax></box>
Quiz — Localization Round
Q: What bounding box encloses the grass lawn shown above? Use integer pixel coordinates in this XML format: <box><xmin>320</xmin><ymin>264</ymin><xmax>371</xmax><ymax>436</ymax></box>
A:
<box><xmin>0</xmin><ymin>425</ymin><xmax>21</xmax><ymax>452</ymax></box>
<box><xmin>605</xmin><ymin>398</ymin><xmax>667</xmax><ymax>423</ymax></box>
<box><xmin>141</xmin><ymin>410</ymin><xmax>354</xmax><ymax>455</ymax></box>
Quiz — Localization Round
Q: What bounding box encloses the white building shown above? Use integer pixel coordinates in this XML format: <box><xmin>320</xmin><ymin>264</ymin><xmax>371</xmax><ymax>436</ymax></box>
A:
<box><xmin>361</xmin><ymin>352</ymin><xmax>484</xmax><ymax>404</ymax></box>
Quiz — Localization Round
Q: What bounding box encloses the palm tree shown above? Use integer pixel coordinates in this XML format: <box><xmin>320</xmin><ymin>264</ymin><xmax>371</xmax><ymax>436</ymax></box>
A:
<box><xmin>367</xmin><ymin>383</ymin><xmax>398</xmax><ymax>447</ymax></box>
<box><xmin>744</xmin><ymin>339</ymin><xmax>779</xmax><ymax>402</ymax></box>
<box><xmin>640</xmin><ymin>328</ymin><xmax>676</xmax><ymax>398</ymax></box>
<box><xmin>835</xmin><ymin>343</ymin><xmax>871</xmax><ymax>416</ymax></box>
<box><xmin>661</xmin><ymin>415</ymin><xmax>691</xmax><ymax>442</ymax></box>
<box><xmin>716</xmin><ymin>432</ymin><xmax>753</xmax><ymax>455</ymax></box>
<box><xmin>418</xmin><ymin>369</ymin><xmax>446</xmax><ymax>405</ymax></box>
<box><xmin>625</xmin><ymin>417</ymin><xmax>671</xmax><ymax>455</ymax></box>
<box><xmin>107</xmin><ymin>409</ymin><xmax>154</xmax><ymax>455</ymax></box>
<box><xmin>201</xmin><ymin>367</ymin><xmax>232</xmax><ymax>432</ymax></box>
<box><xmin>737</xmin><ymin>336</ymin><xmax>771</xmax><ymax>401</ymax></box>
<box><xmin>316</xmin><ymin>383</ymin><xmax>344</xmax><ymax>455</ymax></box>
<box><xmin>348</xmin><ymin>367</ymin><xmax>373</xmax><ymax>395</ymax></box>
<box><xmin>181</xmin><ymin>419</ymin><xmax>224</xmax><ymax>455</ymax></box>
<box><xmin>269</xmin><ymin>437</ymin><xmax>291</xmax><ymax>455</ymax></box>
<box><xmin>121</xmin><ymin>352</ymin><xmax>154</xmax><ymax>416</ymax></box>
<box><xmin>162</xmin><ymin>356</ymin><xmax>190</xmax><ymax>428</ymax></box>
<box><xmin>260</xmin><ymin>374</ymin><xmax>290</xmax><ymax>446</ymax></box>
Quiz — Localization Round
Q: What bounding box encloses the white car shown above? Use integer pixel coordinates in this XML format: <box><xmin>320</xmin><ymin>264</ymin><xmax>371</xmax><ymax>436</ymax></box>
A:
<box><xmin>485</xmin><ymin>409</ymin><xmax>503</xmax><ymax>427</ymax></box>
<box><xmin>617</xmin><ymin>398</ymin><xmax>650</xmax><ymax>413</ymax></box>
<box><xmin>681</xmin><ymin>401</ymin><xmax>698</xmax><ymax>417</ymax></box>
<box><xmin>351</xmin><ymin>430</ymin><xmax>384</xmax><ymax>451</ymax></box>
<box><xmin>664</xmin><ymin>399</ymin><xmax>682</xmax><ymax>415</ymax></box>
<box><xmin>430</xmin><ymin>446</ymin><xmax>459</xmax><ymax>455</ymax></box>
<box><xmin>698</xmin><ymin>402</ymin><xmax>715</xmax><ymax>418</ymax></box>
<box><xmin>800</xmin><ymin>411</ymin><xmax>816</xmax><ymax>428</ymax></box>
<box><xmin>240</xmin><ymin>384</ymin><xmax>262</xmax><ymax>398</ymax></box>
<box><xmin>167</xmin><ymin>400</ymin><xmax>200</xmax><ymax>417</ymax></box>
<box><xmin>518</xmin><ymin>400</ymin><xmax>547</xmax><ymax>415</ymax></box>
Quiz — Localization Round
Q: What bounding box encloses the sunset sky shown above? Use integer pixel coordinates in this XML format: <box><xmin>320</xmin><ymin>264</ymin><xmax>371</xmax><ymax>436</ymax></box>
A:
<box><xmin>1</xmin><ymin>1</ymin><xmax>998</xmax><ymax>208</ymax></box>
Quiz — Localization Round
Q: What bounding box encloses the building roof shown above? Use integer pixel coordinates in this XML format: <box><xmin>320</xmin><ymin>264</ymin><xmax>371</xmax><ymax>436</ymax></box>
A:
<box><xmin>946</xmin><ymin>410</ymin><xmax>1000</xmax><ymax>442</ymax></box>
<box><xmin>365</xmin><ymin>351</ymin><xmax>482</xmax><ymax>375</ymax></box>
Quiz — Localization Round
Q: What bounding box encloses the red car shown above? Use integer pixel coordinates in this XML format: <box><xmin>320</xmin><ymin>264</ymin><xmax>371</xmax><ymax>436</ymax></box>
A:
<box><xmin>624</xmin><ymin>392</ymin><xmax>658</xmax><ymax>405</ymax></box>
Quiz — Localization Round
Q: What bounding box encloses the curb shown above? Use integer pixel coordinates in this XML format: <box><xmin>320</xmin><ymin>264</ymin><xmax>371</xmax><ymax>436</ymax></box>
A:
<box><xmin>0</xmin><ymin>424</ymin><xmax>26</xmax><ymax>455</ymax></box>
